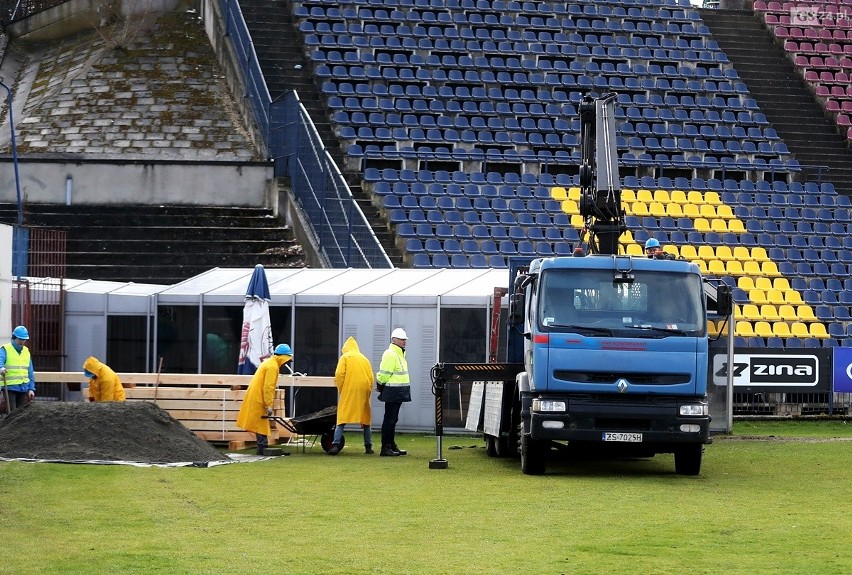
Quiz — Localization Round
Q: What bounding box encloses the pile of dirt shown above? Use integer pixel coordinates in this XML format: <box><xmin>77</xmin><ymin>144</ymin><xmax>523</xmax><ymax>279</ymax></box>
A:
<box><xmin>0</xmin><ymin>401</ymin><xmax>230</xmax><ymax>464</ymax></box>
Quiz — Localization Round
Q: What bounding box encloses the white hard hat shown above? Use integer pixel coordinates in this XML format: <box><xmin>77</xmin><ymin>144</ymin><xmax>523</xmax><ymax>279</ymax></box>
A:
<box><xmin>391</xmin><ymin>328</ymin><xmax>408</xmax><ymax>340</ymax></box>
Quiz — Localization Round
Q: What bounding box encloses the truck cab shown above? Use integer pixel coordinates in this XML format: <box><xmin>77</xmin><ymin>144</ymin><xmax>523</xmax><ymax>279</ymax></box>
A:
<box><xmin>511</xmin><ymin>254</ymin><xmax>717</xmax><ymax>475</ymax></box>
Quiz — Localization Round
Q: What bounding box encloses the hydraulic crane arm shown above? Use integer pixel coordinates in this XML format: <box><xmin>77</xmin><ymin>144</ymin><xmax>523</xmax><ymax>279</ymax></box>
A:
<box><xmin>578</xmin><ymin>93</ymin><xmax>627</xmax><ymax>256</ymax></box>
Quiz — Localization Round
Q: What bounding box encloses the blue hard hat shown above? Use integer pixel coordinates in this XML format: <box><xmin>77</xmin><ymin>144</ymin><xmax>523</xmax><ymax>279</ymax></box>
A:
<box><xmin>644</xmin><ymin>238</ymin><xmax>660</xmax><ymax>250</ymax></box>
<box><xmin>12</xmin><ymin>325</ymin><xmax>29</xmax><ymax>340</ymax></box>
<box><xmin>274</xmin><ymin>343</ymin><xmax>292</xmax><ymax>356</ymax></box>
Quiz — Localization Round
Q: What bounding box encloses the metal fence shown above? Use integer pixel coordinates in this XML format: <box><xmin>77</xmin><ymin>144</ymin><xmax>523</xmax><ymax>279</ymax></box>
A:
<box><xmin>734</xmin><ymin>392</ymin><xmax>852</xmax><ymax>416</ymax></box>
<box><xmin>218</xmin><ymin>0</ymin><xmax>391</xmax><ymax>269</ymax></box>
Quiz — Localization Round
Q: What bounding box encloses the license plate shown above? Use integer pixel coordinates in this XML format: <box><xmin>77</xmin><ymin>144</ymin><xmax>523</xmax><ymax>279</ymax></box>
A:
<box><xmin>602</xmin><ymin>432</ymin><xmax>643</xmax><ymax>443</ymax></box>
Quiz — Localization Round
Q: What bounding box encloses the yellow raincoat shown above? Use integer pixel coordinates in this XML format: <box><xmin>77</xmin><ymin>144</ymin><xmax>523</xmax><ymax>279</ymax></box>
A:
<box><xmin>334</xmin><ymin>337</ymin><xmax>373</xmax><ymax>426</ymax></box>
<box><xmin>83</xmin><ymin>356</ymin><xmax>126</xmax><ymax>402</ymax></box>
<box><xmin>236</xmin><ymin>353</ymin><xmax>291</xmax><ymax>436</ymax></box>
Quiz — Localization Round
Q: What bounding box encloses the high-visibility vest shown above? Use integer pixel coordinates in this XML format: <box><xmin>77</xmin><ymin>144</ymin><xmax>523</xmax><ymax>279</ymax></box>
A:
<box><xmin>2</xmin><ymin>343</ymin><xmax>31</xmax><ymax>387</ymax></box>
<box><xmin>377</xmin><ymin>344</ymin><xmax>409</xmax><ymax>386</ymax></box>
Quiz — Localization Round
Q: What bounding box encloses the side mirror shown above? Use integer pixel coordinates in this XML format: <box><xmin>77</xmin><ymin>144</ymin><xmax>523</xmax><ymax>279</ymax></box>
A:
<box><xmin>716</xmin><ymin>284</ymin><xmax>733</xmax><ymax>316</ymax></box>
<box><xmin>508</xmin><ymin>292</ymin><xmax>525</xmax><ymax>326</ymax></box>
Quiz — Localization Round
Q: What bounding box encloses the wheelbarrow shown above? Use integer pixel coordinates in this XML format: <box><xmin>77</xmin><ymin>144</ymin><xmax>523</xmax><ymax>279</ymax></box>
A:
<box><xmin>265</xmin><ymin>405</ymin><xmax>342</xmax><ymax>453</ymax></box>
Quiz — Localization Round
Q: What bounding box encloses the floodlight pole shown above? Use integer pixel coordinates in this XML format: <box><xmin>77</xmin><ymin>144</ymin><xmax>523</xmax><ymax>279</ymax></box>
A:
<box><xmin>0</xmin><ymin>78</ymin><xmax>23</xmax><ymax>226</ymax></box>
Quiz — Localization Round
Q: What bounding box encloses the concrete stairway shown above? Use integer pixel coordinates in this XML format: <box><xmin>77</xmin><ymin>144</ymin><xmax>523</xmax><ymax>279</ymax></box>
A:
<box><xmin>700</xmin><ymin>8</ymin><xmax>852</xmax><ymax>195</ymax></box>
<box><xmin>237</xmin><ymin>0</ymin><xmax>403</xmax><ymax>267</ymax></box>
<box><xmin>0</xmin><ymin>203</ymin><xmax>303</xmax><ymax>284</ymax></box>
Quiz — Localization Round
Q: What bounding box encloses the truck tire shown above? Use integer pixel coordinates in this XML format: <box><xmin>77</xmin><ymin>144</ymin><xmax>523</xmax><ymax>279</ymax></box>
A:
<box><xmin>674</xmin><ymin>444</ymin><xmax>703</xmax><ymax>476</ymax></box>
<box><xmin>520</xmin><ymin>432</ymin><xmax>547</xmax><ymax>475</ymax></box>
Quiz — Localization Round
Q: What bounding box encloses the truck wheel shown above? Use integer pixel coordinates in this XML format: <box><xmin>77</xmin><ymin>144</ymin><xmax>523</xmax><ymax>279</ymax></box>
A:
<box><xmin>520</xmin><ymin>432</ymin><xmax>547</xmax><ymax>475</ymax></box>
<box><xmin>674</xmin><ymin>444</ymin><xmax>703</xmax><ymax>476</ymax></box>
<box><xmin>485</xmin><ymin>434</ymin><xmax>498</xmax><ymax>457</ymax></box>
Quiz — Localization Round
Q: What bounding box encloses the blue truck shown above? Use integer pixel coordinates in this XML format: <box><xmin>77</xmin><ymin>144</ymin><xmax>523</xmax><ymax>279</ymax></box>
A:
<box><xmin>430</xmin><ymin>94</ymin><xmax>732</xmax><ymax>475</ymax></box>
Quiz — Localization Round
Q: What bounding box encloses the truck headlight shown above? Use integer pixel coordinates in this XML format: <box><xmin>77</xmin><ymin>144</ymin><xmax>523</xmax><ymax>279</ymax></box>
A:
<box><xmin>679</xmin><ymin>403</ymin><xmax>708</xmax><ymax>416</ymax></box>
<box><xmin>533</xmin><ymin>399</ymin><xmax>566</xmax><ymax>412</ymax></box>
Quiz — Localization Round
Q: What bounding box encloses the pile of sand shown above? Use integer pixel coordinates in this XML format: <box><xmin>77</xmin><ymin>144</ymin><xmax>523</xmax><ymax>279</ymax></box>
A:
<box><xmin>0</xmin><ymin>401</ymin><xmax>230</xmax><ymax>464</ymax></box>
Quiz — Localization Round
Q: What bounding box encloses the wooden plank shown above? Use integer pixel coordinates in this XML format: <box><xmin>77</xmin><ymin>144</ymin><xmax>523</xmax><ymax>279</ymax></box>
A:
<box><xmin>37</xmin><ymin>372</ymin><xmax>336</xmax><ymax>388</ymax></box>
<box><xmin>123</xmin><ymin>398</ymin><xmax>283</xmax><ymax>411</ymax></box>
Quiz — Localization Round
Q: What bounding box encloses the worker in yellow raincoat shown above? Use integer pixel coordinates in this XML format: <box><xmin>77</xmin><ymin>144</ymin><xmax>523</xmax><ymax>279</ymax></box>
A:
<box><xmin>83</xmin><ymin>356</ymin><xmax>126</xmax><ymax>402</ymax></box>
<box><xmin>236</xmin><ymin>344</ymin><xmax>292</xmax><ymax>454</ymax></box>
<box><xmin>327</xmin><ymin>336</ymin><xmax>374</xmax><ymax>455</ymax></box>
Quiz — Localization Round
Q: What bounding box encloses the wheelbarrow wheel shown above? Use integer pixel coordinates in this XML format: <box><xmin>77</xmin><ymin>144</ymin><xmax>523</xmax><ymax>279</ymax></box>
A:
<box><xmin>320</xmin><ymin>430</ymin><xmax>345</xmax><ymax>453</ymax></box>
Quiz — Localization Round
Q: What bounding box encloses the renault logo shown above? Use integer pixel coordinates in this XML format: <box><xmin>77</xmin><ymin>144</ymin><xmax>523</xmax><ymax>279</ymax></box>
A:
<box><xmin>616</xmin><ymin>378</ymin><xmax>629</xmax><ymax>393</ymax></box>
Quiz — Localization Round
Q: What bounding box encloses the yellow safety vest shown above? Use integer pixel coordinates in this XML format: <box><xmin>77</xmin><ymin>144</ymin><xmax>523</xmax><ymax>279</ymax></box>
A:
<box><xmin>377</xmin><ymin>344</ymin><xmax>409</xmax><ymax>386</ymax></box>
<box><xmin>2</xmin><ymin>343</ymin><xmax>31</xmax><ymax>387</ymax></box>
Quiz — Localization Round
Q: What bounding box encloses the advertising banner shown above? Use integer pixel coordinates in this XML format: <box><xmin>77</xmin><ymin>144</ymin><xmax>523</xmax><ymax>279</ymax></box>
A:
<box><xmin>711</xmin><ymin>348</ymin><xmax>831</xmax><ymax>393</ymax></box>
<box><xmin>831</xmin><ymin>347</ymin><xmax>852</xmax><ymax>393</ymax></box>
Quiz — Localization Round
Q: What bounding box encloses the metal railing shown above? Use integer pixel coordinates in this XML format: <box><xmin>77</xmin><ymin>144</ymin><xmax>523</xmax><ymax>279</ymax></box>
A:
<box><xmin>218</xmin><ymin>0</ymin><xmax>391</xmax><ymax>268</ymax></box>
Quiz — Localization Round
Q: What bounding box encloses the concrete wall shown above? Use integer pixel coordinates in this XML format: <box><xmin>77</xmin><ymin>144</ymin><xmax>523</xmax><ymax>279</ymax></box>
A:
<box><xmin>7</xmin><ymin>0</ymin><xmax>184</xmax><ymax>42</ymax></box>
<box><xmin>0</xmin><ymin>159</ymin><xmax>273</xmax><ymax>206</ymax></box>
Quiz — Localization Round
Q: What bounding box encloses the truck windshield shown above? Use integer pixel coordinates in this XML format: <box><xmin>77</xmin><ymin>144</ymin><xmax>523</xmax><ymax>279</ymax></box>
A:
<box><xmin>538</xmin><ymin>269</ymin><xmax>705</xmax><ymax>336</ymax></box>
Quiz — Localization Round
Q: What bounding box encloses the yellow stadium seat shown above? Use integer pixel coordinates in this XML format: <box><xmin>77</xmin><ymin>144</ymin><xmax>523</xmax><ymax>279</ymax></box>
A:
<box><xmin>736</xmin><ymin>320</ymin><xmax>755</xmax><ymax>337</ymax></box>
<box><xmin>715</xmin><ymin>318</ymin><xmax>730</xmax><ymax>335</ymax></box>
<box><xmin>631</xmin><ymin>201</ymin><xmax>649</xmax><ymax>216</ymax></box>
<box><xmin>771</xmin><ymin>321</ymin><xmax>791</xmax><ymax>338</ymax></box>
<box><xmin>716</xmin><ymin>204</ymin><xmax>735</xmax><ymax>219</ymax></box>
<box><xmin>741</xmin><ymin>304</ymin><xmax>761</xmax><ymax>320</ymax></box>
<box><xmin>749</xmin><ymin>288</ymin><xmax>768</xmax><ymax>305</ymax></box>
<box><xmin>796</xmin><ymin>305</ymin><xmax>817</xmax><ymax>322</ymax></box>
<box><xmin>810</xmin><ymin>323</ymin><xmax>829</xmax><ymax>338</ymax></box>
<box><xmin>707</xmin><ymin>320</ymin><xmax>718</xmax><ymax>336</ymax></box>
<box><xmin>653</xmin><ymin>189</ymin><xmax>670</xmax><ymax>203</ymax></box>
<box><xmin>784</xmin><ymin>290</ymin><xmax>804</xmax><ymax>305</ymax></box>
<box><xmin>754</xmin><ymin>277</ymin><xmax>773</xmax><ymax>290</ymax></box>
<box><xmin>751</xmin><ymin>247</ymin><xmax>770</xmax><ymax>262</ymax></box>
<box><xmin>562</xmin><ymin>199</ymin><xmax>580</xmax><ymax>214</ymax></box>
<box><xmin>791</xmin><ymin>322</ymin><xmax>810</xmax><ymax>337</ymax></box>
<box><xmin>761</xmin><ymin>261</ymin><xmax>781</xmax><ymax>277</ymax></box>
<box><xmin>620</xmin><ymin>230</ymin><xmax>634</xmax><ymax>244</ymax></box>
<box><xmin>680</xmin><ymin>245</ymin><xmax>699</xmax><ymax>260</ymax></box>
<box><xmin>727</xmin><ymin>219</ymin><xmax>746</xmax><ymax>233</ymax></box>
<box><xmin>649</xmin><ymin>202</ymin><xmax>666</xmax><ymax>217</ymax></box>
<box><xmin>621</xmin><ymin>188</ymin><xmax>636</xmax><ymax>203</ymax></box>
<box><xmin>683</xmin><ymin>203</ymin><xmax>700</xmax><ymax>218</ymax></box>
<box><xmin>704</xmin><ymin>191</ymin><xmax>722</xmax><ymax>205</ymax></box>
<box><xmin>766</xmin><ymin>289</ymin><xmax>786</xmax><ymax>305</ymax></box>
<box><xmin>773</xmin><ymin>277</ymin><xmax>791</xmax><ymax>291</ymax></box>
<box><xmin>725</xmin><ymin>260</ymin><xmax>745</xmax><ymax>276</ymax></box>
<box><xmin>665</xmin><ymin>203</ymin><xmax>685</xmax><ymax>218</ymax></box>
<box><xmin>551</xmin><ymin>187</ymin><xmax>568</xmax><ymax>200</ymax></box>
<box><xmin>670</xmin><ymin>190</ymin><xmax>687</xmax><ymax>203</ymax></box>
<box><xmin>626</xmin><ymin>243</ymin><xmax>643</xmax><ymax>256</ymax></box>
<box><xmin>716</xmin><ymin>245</ymin><xmax>734</xmax><ymax>261</ymax></box>
<box><xmin>687</xmin><ymin>191</ymin><xmax>705</xmax><ymax>205</ymax></box>
<box><xmin>636</xmin><ymin>189</ymin><xmax>654</xmax><ymax>202</ymax></box>
<box><xmin>699</xmin><ymin>204</ymin><xmax>717</xmax><ymax>219</ymax></box>
<box><xmin>694</xmin><ymin>218</ymin><xmax>710</xmax><ymax>234</ymax></box>
<box><xmin>710</xmin><ymin>219</ymin><xmax>728</xmax><ymax>233</ymax></box>
<box><xmin>755</xmin><ymin>321</ymin><xmax>774</xmax><ymax>338</ymax></box>
<box><xmin>568</xmin><ymin>187</ymin><xmax>581</xmax><ymax>201</ymax></box>
<box><xmin>738</xmin><ymin>276</ymin><xmax>756</xmax><ymax>291</ymax></box>
<box><xmin>570</xmin><ymin>214</ymin><xmax>584</xmax><ymax>227</ymax></box>
<box><xmin>664</xmin><ymin>245</ymin><xmax>679</xmax><ymax>258</ymax></box>
<box><xmin>761</xmin><ymin>304</ymin><xmax>781</xmax><ymax>321</ymax></box>
<box><xmin>707</xmin><ymin>260</ymin><xmax>726</xmax><ymax>276</ymax></box>
<box><xmin>778</xmin><ymin>304</ymin><xmax>798</xmax><ymax>321</ymax></box>
<box><xmin>732</xmin><ymin>246</ymin><xmax>753</xmax><ymax>262</ymax></box>
<box><xmin>697</xmin><ymin>245</ymin><xmax>716</xmax><ymax>260</ymax></box>
<box><xmin>743</xmin><ymin>261</ymin><xmax>763</xmax><ymax>276</ymax></box>
<box><xmin>693</xmin><ymin>259</ymin><xmax>708</xmax><ymax>273</ymax></box>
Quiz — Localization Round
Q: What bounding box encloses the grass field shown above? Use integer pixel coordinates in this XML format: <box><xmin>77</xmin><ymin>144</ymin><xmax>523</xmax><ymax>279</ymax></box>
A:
<box><xmin>2</xmin><ymin>421</ymin><xmax>851</xmax><ymax>575</ymax></box>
